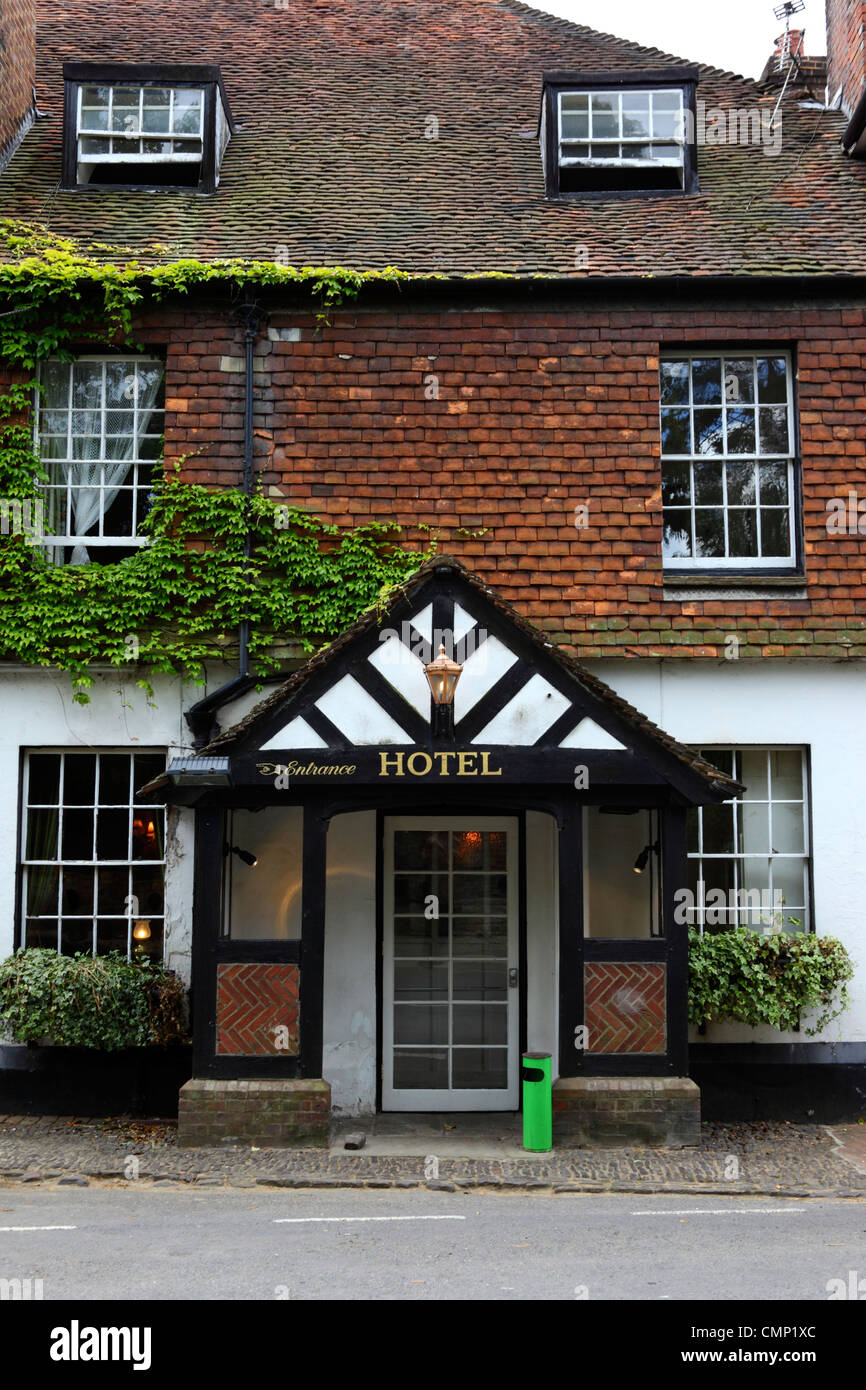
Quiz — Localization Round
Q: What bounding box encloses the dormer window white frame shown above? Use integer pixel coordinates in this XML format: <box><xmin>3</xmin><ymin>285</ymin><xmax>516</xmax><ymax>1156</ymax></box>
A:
<box><xmin>62</xmin><ymin>63</ymin><xmax>235</xmax><ymax>192</ymax></box>
<box><xmin>540</xmin><ymin>67</ymin><xmax>699</xmax><ymax>197</ymax></box>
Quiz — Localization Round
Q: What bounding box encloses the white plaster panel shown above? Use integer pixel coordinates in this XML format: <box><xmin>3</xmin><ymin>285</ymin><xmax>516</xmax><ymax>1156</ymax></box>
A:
<box><xmin>453</xmin><ymin>603</ymin><xmax>476</xmax><ymax>643</ymax></box>
<box><xmin>367</xmin><ymin>634</ymin><xmax>430</xmax><ymax>717</ymax></box>
<box><xmin>316</xmin><ymin>674</ymin><xmax>412</xmax><ymax>744</ymax></box>
<box><xmin>226</xmin><ymin>807</ymin><xmax>303</xmax><ymax>940</ymax></box>
<box><xmin>322</xmin><ymin>811</ymin><xmax>377</xmax><ymax>1116</ymax></box>
<box><xmin>559</xmin><ymin>717</ymin><xmax>627</xmax><ymax>751</ymax></box>
<box><xmin>261</xmin><ymin>716</ymin><xmax>327</xmax><ymax>750</ymax></box>
<box><xmin>585</xmin><ymin>658</ymin><xmax>866</xmax><ymax>1043</ymax></box>
<box><xmin>409</xmin><ymin>604</ymin><xmax>433</xmax><ymax>642</ymax></box>
<box><xmin>453</xmin><ymin>636</ymin><xmax>517</xmax><ymax>722</ymax></box>
<box><xmin>472</xmin><ymin>673</ymin><xmax>571</xmax><ymax>746</ymax></box>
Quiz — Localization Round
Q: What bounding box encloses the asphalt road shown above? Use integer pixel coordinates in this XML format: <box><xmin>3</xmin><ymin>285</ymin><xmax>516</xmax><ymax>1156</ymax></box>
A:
<box><xmin>0</xmin><ymin>1188</ymin><xmax>864</xmax><ymax>1301</ymax></box>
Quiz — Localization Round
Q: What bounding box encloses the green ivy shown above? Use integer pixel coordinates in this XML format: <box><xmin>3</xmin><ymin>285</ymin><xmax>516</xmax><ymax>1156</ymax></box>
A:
<box><xmin>688</xmin><ymin>928</ymin><xmax>854</xmax><ymax>1036</ymax></box>
<box><xmin>0</xmin><ymin>948</ymin><xmax>188</xmax><ymax>1049</ymax></box>
<box><xmin>0</xmin><ymin>220</ymin><xmax>434</xmax><ymax>698</ymax></box>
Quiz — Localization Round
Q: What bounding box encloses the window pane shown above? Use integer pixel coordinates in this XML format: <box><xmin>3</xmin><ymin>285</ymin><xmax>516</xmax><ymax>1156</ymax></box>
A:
<box><xmin>96</xmin><ymin>920</ymin><xmax>129</xmax><ymax>955</ymax></box>
<box><xmin>28</xmin><ymin>753</ymin><xmax>60</xmax><ymax>804</ymax></box>
<box><xmin>727</xmin><ymin>510</ymin><xmax>758</xmax><ymax>558</ymax></box>
<box><xmin>61</xmin><ymin>920</ymin><xmax>94</xmax><ymax>956</ymax></box>
<box><xmin>63</xmin><ymin>754</ymin><xmax>96</xmax><ymax>805</ymax></box>
<box><xmin>660</xmin><ymin>360</ymin><xmax>689</xmax><ymax>405</ymax></box>
<box><xmin>757</xmin><ymin>356</ymin><xmax>788</xmax><ymax>404</ymax></box>
<box><xmin>661</xmin><ymin>408</ymin><xmax>691</xmax><ymax>454</ymax></box>
<box><xmin>27</xmin><ymin>865</ymin><xmax>58</xmax><ymax>915</ymax></box>
<box><xmin>394</xmin><ymin>872</ymin><xmax>449</xmax><ymax>915</ymax></box>
<box><xmin>96</xmin><ymin>808</ymin><xmax>128</xmax><ymax>859</ymax></box>
<box><xmin>739</xmin><ymin>801</ymin><xmax>770</xmax><ymax>854</ymax></box>
<box><xmin>703</xmin><ymin>803</ymin><xmax>735</xmax><ymax>854</ymax></box>
<box><xmin>394</xmin><ymin>830</ymin><xmax>448</xmax><ymax>872</ymax></box>
<box><xmin>132</xmin><ymin>810</ymin><xmax>163</xmax><ymax>860</ymax></box>
<box><xmin>693</xmin><ymin>460</ymin><xmax>723</xmax><ymax>505</ymax></box>
<box><xmin>694</xmin><ymin>509</ymin><xmax>725</xmax><ymax>557</ymax></box>
<box><xmin>691</xmin><ymin>359</ymin><xmax>723</xmax><ymax>405</ymax></box>
<box><xmin>770</xmin><ymin>750</ymin><xmax>803</xmax><ymax>799</ymax></box>
<box><xmin>452</xmin><ymin>917</ymin><xmax>507</xmax><ymax>957</ymax></box>
<box><xmin>100</xmin><ymin>754</ymin><xmax>131</xmax><ymax>804</ymax></box>
<box><xmin>97</xmin><ymin>865</ymin><xmax>130</xmax><ymax>915</ymax></box>
<box><xmin>393</xmin><ymin>1004</ymin><xmax>448</xmax><ymax>1045</ymax></box>
<box><xmin>725</xmin><ymin>407</ymin><xmax>756</xmax><ymax>454</ymax></box>
<box><xmin>393</xmin><ymin>1048</ymin><xmax>448</xmax><ymax>1089</ymax></box>
<box><xmin>662</xmin><ymin>460</ymin><xmax>690</xmax><ymax>505</ymax></box>
<box><xmin>761</xmin><ymin>510</ymin><xmax>789</xmax><ymax>557</ymax></box>
<box><xmin>772</xmin><ymin>803</ymin><xmax>804</xmax><ymax>854</ymax></box>
<box><xmin>394</xmin><ymin>961</ymin><xmax>449</xmax><ymax>1001</ymax></box>
<box><xmin>393</xmin><ymin>917</ymin><xmax>448</xmax><ymax>957</ymax></box>
<box><xmin>759</xmin><ymin>406</ymin><xmax>789</xmax><ymax>454</ymax></box>
<box><xmin>726</xmin><ymin>462</ymin><xmax>757</xmax><ymax>505</ymax></box>
<box><xmin>739</xmin><ymin>750</ymin><xmax>768</xmax><ymax>801</ymax></box>
<box><xmin>452</xmin><ymin>1004</ymin><xmax>507</xmax><ymax>1045</ymax></box>
<box><xmin>452</xmin><ymin>1048</ymin><xmax>507</xmax><ymax>1089</ymax></box>
<box><xmin>62</xmin><ymin>809</ymin><xmax>93</xmax><ymax>860</ymax></box>
<box><xmin>132</xmin><ymin>864</ymin><xmax>164</xmax><ymax>916</ymax></box>
<box><xmin>724</xmin><ymin>359</ymin><xmax>755</xmax><ymax>404</ymax></box>
<box><xmin>759</xmin><ymin>462</ymin><xmax>789</xmax><ymax>505</ymax></box>
<box><xmin>662</xmin><ymin>512</ymin><xmax>692</xmax><ymax>558</ymax></box>
<box><xmin>62</xmin><ymin>867</ymin><xmax>94</xmax><ymax>915</ymax></box>
<box><xmin>694</xmin><ymin>409</ymin><xmax>723</xmax><ymax>454</ymax></box>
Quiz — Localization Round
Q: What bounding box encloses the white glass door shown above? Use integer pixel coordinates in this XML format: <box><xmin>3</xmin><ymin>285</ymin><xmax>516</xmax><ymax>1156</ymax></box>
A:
<box><xmin>382</xmin><ymin>817</ymin><xmax>519</xmax><ymax>1111</ymax></box>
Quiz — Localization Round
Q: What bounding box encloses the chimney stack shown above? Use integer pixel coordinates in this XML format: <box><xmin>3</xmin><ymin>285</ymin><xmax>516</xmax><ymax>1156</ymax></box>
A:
<box><xmin>0</xmin><ymin>0</ymin><xmax>36</xmax><ymax>172</ymax></box>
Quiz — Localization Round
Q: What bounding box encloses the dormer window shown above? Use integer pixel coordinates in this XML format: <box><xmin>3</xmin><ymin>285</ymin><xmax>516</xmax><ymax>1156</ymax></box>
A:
<box><xmin>540</xmin><ymin>68</ymin><xmax>698</xmax><ymax>197</ymax></box>
<box><xmin>62</xmin><ymin>64</ymin><xmax>234</xmax><ymax>191</ymax></box>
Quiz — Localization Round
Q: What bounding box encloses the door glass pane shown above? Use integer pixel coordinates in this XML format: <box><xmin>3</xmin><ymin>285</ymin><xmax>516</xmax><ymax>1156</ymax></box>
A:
<box><xmin>452</xmin><ymin>1004</ymin><xmax>507</xmax><ymax>1045</ymax></box>
<box><xmin>393</xmin><ymin>1004</ymin><xmax>448</xmax><ymax>1045</ymax></box>
<box><xmin>394</xmin><ymin>961</ymin><xmax>449</xmax><ymax>1001</ymax></box>
<box><xmin>452</xmin><ymin>1049</ymin><xmax>507</xmax><ymax>1090</ymax></box>
<box><xmin>452</xmin><ymin>917</ymin><xmax>507</xmax><ymax>957</ymax></box>
<box><xmin>393</xmin><ymin>1049</ymin><xmax>448</xmax><ymax>1089</ymax></box>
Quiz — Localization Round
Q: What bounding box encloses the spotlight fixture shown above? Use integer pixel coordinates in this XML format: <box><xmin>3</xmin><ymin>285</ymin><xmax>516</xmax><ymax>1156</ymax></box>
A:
<box><xmin>224</xmin><ymin>843</ymin><xmax>258</xmax><ymax>868</ymax></box>
<box><xmin>633</xmin><ymin>841</ymin><xmax>660</xmax><ymax>875</ymax></box>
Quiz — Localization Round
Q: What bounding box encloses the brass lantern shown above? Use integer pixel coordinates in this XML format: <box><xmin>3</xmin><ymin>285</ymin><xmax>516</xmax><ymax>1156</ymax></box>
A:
<box><xmin>424</xmin><ymin>643</ymin><xmax>462</xmax><ymax>706</ymax></box>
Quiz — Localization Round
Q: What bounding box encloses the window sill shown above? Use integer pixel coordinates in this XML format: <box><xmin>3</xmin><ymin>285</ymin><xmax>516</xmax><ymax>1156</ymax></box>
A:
<box><xmin>663</xmin><ymin>571</ymin><xmax>806</xmax><ymax>602</ymax></box>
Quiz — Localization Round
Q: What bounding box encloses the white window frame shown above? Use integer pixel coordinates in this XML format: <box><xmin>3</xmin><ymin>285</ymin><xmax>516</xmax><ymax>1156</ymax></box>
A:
<box><xmin>687</xmin><ymin>747</ymin><xmax>811</xmax><ymax>936</ymax></box>
<box><xmin>34</xmin><ymin>355</ymin><xmax>165</xmax><ymax>559</ymax></box>
<box><xmin>20</xmin><ymin>749</ymin><xmax>167</xmax><ymax>960</ymax></box>
<box><xmin>76</xmin><ymin>84</ymin><xmax>205</xmax><ymax>167</ymax></box>
<box><xmin>660</xmin><ymin>350</ymin><xmax>797</xmax><ymax>570</ymax></box>
<box><xmin>557</xmin><ymin>88</ymin><xmax>686</xmax><ymax>172</ymax></box>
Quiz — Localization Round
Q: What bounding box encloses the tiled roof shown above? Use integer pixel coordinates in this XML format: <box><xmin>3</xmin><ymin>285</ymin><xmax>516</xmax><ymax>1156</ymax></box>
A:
<box><xmin>2</xmin><ymin>0</ymin><xmax>865</xmax><ymax>276</ymax></box>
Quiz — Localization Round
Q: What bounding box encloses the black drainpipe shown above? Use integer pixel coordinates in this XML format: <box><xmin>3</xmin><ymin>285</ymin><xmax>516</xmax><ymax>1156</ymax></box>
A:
<box><xmin>185</xmin><ymin>292</ymin><xmax>265</xmax><ymax>748</ymax></box>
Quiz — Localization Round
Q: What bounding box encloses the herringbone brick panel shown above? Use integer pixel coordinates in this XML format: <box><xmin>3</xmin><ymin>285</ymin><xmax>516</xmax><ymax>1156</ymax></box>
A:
<box><xmin>216</xmin><ymin>963</ymin><xmax>300</xmax><ymax>1056</ymax></box>
<box><xmin>584</xmin><ymin>962</ymin><xmax>666</xmax><ymax>1054</ymax></box>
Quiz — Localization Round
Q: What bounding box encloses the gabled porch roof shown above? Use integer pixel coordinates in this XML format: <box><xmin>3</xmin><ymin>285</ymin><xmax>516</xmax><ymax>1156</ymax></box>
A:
<box><xmin>145</xmin><ymin>556</ymin><xmax>739</xmax><ymax>806</ymax></box>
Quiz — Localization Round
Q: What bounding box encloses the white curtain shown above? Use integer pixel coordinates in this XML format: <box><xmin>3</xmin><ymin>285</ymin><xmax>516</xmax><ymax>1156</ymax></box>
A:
<box><xmin>65</xmin><ymin>365</ymin><xmax>163</xmax><ymax>564</ymax></box>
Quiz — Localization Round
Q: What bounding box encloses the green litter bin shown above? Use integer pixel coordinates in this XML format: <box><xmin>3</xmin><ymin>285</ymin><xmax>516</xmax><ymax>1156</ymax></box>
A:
<box><xmin>522</xmin><ymin>1051</ymin><xmax>552</xmax><ymax>1152</ymax></box>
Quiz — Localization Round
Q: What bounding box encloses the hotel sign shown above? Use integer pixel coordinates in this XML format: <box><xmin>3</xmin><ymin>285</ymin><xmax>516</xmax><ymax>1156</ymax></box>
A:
<box><xmin>256</xmin><ymin>750</ymin><xmax>504</xmax><ymax>780</ymax></box>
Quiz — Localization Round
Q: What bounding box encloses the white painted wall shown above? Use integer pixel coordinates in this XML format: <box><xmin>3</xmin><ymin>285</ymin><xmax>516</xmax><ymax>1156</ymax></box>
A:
<box><xmin>322</xmin><ymin>811</ymin><xmax>377</xmax><ymax>1115</ymax></box>
<box><xmin>0</xmin><ymin>666</ymin><xmax>197</xmax><ymax>983</ymax></box>
<box><xmin>586</xmin><ymin>658</ymin><xmax>866</xmax><ymax>1044</ymax></box>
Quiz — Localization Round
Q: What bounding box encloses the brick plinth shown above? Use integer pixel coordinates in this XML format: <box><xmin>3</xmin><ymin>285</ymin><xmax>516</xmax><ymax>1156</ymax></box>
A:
<box><xmin>177</xmin><ymin>1079</ymin><xmax>330</xmax><ymax>1148</ymax></box>
<box><xmin>553</xmin><ymin>1077</ymin><xmax>700</xmax><ymax>1149</ymax></box>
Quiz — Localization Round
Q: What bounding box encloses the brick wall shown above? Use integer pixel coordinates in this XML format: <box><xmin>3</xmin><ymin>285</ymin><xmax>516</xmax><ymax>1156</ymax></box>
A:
<box><xmin>826</xmin><ymin>0</ymin><xmax>866</xmax><ymax>114</ymax></box>
<box><xmin>0</xmin><ymin>0</ymin><xmax>35</xmax><ymax>171</ymax></box>
<box><xmin>136</xmin><ymin>294</ymin><xmax>866</xmax><ymax>660</ymax></box>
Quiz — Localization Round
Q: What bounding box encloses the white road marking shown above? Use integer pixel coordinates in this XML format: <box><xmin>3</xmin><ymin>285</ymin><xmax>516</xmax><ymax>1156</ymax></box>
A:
<box><xmin>0</xmin><ymin>1224</ymin><xmax>77</xmax><ymax>1232</ymax></box>
<box><xmin>274</xmin><ymin>1215</ymin><xmax>467</xmax><ymax>1225</ymax></box>
<box><xmin>631</xmin><ymin>1208</ymin><xmax>802</xmax><ymax>1217</ymax></box>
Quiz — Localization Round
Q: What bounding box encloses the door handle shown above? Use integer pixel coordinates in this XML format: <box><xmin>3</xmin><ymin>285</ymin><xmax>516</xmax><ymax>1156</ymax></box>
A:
<box><xmin>508</xmin><ymin>968</ymin><xmax>519</xmax><ymax>988</ymax></box>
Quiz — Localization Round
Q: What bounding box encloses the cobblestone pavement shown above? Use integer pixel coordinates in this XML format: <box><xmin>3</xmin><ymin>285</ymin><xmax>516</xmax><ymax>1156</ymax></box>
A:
<box><xmin>0</xmin><ymin>1115</ymin><xmax>864</xmax><ymax>1195</ymax></box>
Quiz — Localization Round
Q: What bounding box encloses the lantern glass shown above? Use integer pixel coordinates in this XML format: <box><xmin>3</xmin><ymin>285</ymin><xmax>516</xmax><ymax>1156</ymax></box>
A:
<box><xmin>424</xmin><ymin>644</ymin><xmax>462</xmax><ymax>706</ymax></box>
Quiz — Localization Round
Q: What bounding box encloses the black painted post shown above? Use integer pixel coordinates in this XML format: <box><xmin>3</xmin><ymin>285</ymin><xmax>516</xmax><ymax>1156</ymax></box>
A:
<box><xmin>662</xmin><ymin>805</ymin><xmax>689</xmax><ymax>1075</ymax></box>
<box><xmin>191</xmin><ymin>805</ymin><xmax>224</xmax><ymax>1077</ymax></box>
<box><xmin>299</xmin><ymin>801</ymin><xmax>328</xmax><ymax>1078</ymax></box>
<box><xmin>557</xmin><ymin>801</ymin><xmax>583</xmax><ymax>1077</ymax></box>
